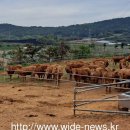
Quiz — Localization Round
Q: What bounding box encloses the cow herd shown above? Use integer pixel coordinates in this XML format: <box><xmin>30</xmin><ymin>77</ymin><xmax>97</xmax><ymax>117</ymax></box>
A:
<box><xmin>6</xmin><ymin>56</ymin><xmax>130</xmax><ymax>92</ymax></box>
<box><xmin>65</xmin><ymin>56</ymin><xmax>130</xmax><ymax>92</ymax></box>
<box><xmin>7</xmin><ymin>64</ymin><xmax>63</xmax><ymax>81</ymax></box>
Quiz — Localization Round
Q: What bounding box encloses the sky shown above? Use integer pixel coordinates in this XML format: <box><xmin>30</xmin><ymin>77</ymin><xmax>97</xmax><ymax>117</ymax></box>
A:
<box><xmin>0</xmin><ymin>0</ymin><xmax>130</xmax><ymax>27</ymax></box>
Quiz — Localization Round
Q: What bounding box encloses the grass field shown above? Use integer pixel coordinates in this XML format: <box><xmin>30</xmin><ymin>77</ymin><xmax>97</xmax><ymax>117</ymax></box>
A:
<box><xmin>69</xmin><ymin>42</ymin><xmax>130</xmax><ymax>58</ymax></box>
<box><xmin>0</xmin><ymin>43</ymin><xmax>20</xmax><ymax>51</ymax></box>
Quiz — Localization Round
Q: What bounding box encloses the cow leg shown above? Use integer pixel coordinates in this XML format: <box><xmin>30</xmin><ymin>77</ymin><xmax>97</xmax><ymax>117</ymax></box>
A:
<box><xmin>40</xmin><ymin>74</ymin><xmax>43</xmax><ymax>80</ymax></box>
<box><xmin>41</xmin><ymin>74</ymin><xmax>44</xmax><ymax>80</ymax></box>
<box><xmin>39</xmin><ymin>75</ymin><xmax>41</xmax><ymax>80</ymax></box>
<box><xmin>70</xmin><ymin>74</ymin><xmax>72</xmax><ymax>80</ymax></box>
<box><xmin>58</xmin><ymin>75</ymin><xmax>61</xmax><ymax>84</ymax></box>
<box><xmin>37</xmin><ymin>74</ymin><xmax>40</xmax><ymax>80</ymax></box>
<box><xmin>47</xmin><ymin>74</ymin><xmax>50</xmax><ymax>79</ymax></box>
<box><xmin>128</xmin><ymin>83</ymin><xmax>130</xmax><ymax>88</ymax></box>
<box><xmin>124</xmin><ymin>83</ymin><xmax>127</xmax><ymax>88</ymax></box>
<box><xmin>48</xmin><ymin>74</ymin><xmax>51</xmax><ymax>81</ymax></box>
<box><xmin>42</xmin><ymin>73</ymin><xmax>45</xmax><ymax>79</ymax></box>
<box><xmin>24</xmin><ymin>76</ymin><xmax>26</xmax><ymax>81</ymax></box>
<box><xmin>22</xmin><ymin>76</ymin><xmax>25</xmax><ymax>81</ymax></box>
<box><xmin>76</xmin><ymin>79</ymin><xmax>79</xmax><ymax>87</ymax></box>
<box><xmin>103</xmin><ymin>78</ymin><xmax>106</xmax><ymax>84</ymax></box>
<box><xmin>77</xmin><ymin>77</ymin><xmax>81</xmax><ymax>87</ymax></box>
<box><xmin>98</xmin><ymin>78</ymin><xmax>101</xmax><ymax>84</ymax></box>
<box><xmin>106</xmin><ymin>80</ymin><xmax>109</xmax><ymax>93</ymax></box>
<box><xmin>96</xmin><ymin>78</ymin><xmax>99</xmax><ymax>84</ymax></box>
<box><xmin>9</xmin><ymin>75</ymin><xmax>12</xmax><ymax>80</ymax></box>
<box><xmin>115</xmin><ymin>79</ymin><xmax>119</xmax><ymax>87</ymax></box>
<box><xmin>106</xmin><ymin>87</ymin><xmax>108</xmax><ymax>93</ymax></box>
<box><xmin>109</xmin><ymin>87</ymin><xmax>111</xmax><ymax>93</ymax></box>
<box><xmin>87</xmin><ymin>77</ymin><xmax>90</xmax><ymax>83</ymax></box>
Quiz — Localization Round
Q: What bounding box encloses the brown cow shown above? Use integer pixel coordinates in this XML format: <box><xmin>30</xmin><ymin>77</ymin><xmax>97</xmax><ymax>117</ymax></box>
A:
<box><xmin>46</xmin><ymin>64</ymin><xmax>58</xmax><ymax>80</ymax></box>
<box><xmin>52</xmin><ymin>65</ymin><xmax>64</xmax><ymax>82</ymax></box>
<box><xmin>92</xmin><ymin>59</ymin><xmax>109</xmax><ymax>67</ymax></box>
<box><xmin>118</xmin><ymin>68</ymin><xmax>130</xmax><ymax>88</ymax></box>
<box><xmin>88</xmin><ymin>64</ymin><xmax>99</xmax><ymax>70</ymax></box>
<box><xmin>90</xmin><ymin>68</ymin><xmax>102</xmax><ymax>84</ymax></box>
<box><xmin>33</xmin><ymin>64</ymin><xmax>49</xmax><ymax>79</ymax></box>
<box><xmin>112</xmin><ymin>56</ymin><xmax>125</xmax><ymax>66</ymax></box>
<box><xmin>119</xmin><ymin>59</ymin><xmax>128</xmax><ymax>69</ymax></box>
<box><xmin>16</xmin><ymin>65</ymin><xmax>36</xmax><ymax>81</ymax></box>
<box><xmin>103</xmin><ymin>69</ymin><xmax>119</xmax><ymax>93</ymax></box>
<box><xmin>72</xmin><ymin>67</ymin><xmax>91</xmax><ymax>86</ymax></box>
<box><xmin>7</xmin><ymin>65</ymin><xmax>22</xmax><ymax>80</ymax></box>
<box><xmin>65</xmin><ymin>61</ymin><xmax>85</xmax><ymax>80</ymax></box>
<box><xmin>126</xmin><ymin>56</ymin><xmax>130</xmax><ymax>62</ymax></box>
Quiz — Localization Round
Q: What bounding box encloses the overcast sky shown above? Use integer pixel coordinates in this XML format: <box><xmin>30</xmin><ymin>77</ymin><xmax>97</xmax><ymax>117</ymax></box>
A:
<box><xmin>0</xmin><ymin>0</ymin><xmax>130</xmax><ymax>27</ymax></box>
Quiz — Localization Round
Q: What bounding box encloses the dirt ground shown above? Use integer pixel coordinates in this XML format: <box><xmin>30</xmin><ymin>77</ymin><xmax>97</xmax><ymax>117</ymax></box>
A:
<box><xmin>0</xmin><ymin>79</ymin><xmax>130</xmax><ymax>130</ymax></box>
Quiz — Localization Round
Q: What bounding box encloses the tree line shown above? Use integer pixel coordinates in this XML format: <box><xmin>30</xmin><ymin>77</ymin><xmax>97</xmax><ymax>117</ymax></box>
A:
<box><xmin>0</xmin><ymin>17</ymin><xmax>130</xmax><ymax>43</ymax></box>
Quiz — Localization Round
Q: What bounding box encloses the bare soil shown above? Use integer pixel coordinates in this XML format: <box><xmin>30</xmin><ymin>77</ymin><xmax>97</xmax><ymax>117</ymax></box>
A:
<box><xmin>0</xmin><ymin>80</ymin><xmax>130</xmax><ymax>130</ymax></box>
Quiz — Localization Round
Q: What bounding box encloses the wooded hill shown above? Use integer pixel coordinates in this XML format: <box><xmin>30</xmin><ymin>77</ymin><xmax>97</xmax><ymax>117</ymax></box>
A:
<box><xmin>0</xmin><ymin>17</ymin><xmax>130</xmax><ymax>43</ymax></box>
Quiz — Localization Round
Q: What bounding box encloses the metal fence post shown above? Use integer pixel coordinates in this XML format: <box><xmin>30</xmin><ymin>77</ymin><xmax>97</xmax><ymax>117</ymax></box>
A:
<box><xmin>73</xmin><ymin>82</ymin><xmax>77</xmax><ymax>116</ymax></box>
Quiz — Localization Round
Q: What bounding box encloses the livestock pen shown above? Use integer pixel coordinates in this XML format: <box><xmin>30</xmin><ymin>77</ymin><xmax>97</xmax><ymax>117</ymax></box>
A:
<box><xmin>1</xmin><ymin>65</ymin><xmax>130</xmax><ymax>130</ymax></box>
<box><xmin>0</xmin><ymin>71</ymin><xmax>61</xmax><ymax>87</ymax></box>
<box><xmin>1</xmin><ymin>68</ymin><xmax>130</xmax><ymax>112</ymax></box>
<box><xmin>1</xmin><ymin>69</ymin><xmax>130</xmax><ymax>116</ymax></box>
<box><xmin>73</xmin><ymin>76</ymin><xmax>130</xmax><ymax>116</ymax></box>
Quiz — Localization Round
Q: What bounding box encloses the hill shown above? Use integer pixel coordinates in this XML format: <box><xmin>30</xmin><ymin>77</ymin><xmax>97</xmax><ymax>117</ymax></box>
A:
<box><xmin>0</xmin><ymin>17</ymin><xmax>130</xmax><ymax>43</ymax></box>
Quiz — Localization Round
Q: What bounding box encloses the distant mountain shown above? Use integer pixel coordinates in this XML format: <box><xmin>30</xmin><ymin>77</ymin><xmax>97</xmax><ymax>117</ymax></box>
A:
<box><xmin>0</xmin><ymin>17</ymin><xmax>130</xmax><ymax>43</ymax></box>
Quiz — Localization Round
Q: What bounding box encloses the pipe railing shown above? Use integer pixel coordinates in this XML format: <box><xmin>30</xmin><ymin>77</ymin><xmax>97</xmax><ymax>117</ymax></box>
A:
<box><xmin>73</xmin><ymin>80</ymin><xmax>130</xmax><ymax>116</ymax></box>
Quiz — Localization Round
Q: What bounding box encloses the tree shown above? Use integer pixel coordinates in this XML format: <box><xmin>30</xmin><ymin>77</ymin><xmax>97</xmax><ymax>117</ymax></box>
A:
<box><xmin>103</xmin><ymin>43</ymin><xmax>107</xmax><ymax>51</ymax></box>
<box><xmin>25</xmin><ymin>44</ymin><xmax>41</xmax><ymax>62</ymax></box>
<box><xmin>89</xmin><ymin>43</ymin><xmax>95</xmax><ymax>49</ymax></box>
<box><xmin>58</xmin><ymin>42</ymin><xmax>70</xmax><ymax>60</ymax></box>
<box><xmin>44</xmin><ymin>46</ymin><xmax>59</xmax><ymax>62</ymax></box>
<box><xmin>120</xmin><ymin>42</ymin><xmax>125</xmax><ymax>49</ymax></box>
<box><xmin>37</xmin><ymin>35</ymin><xmax>57</xmax><ymax>45</ymax></box>
<box><xmin>8</xmin><ymin>46</ymin><xmax>24</xmax><ymax>64</ymax></box>
<box><xmin>120</xmin><ymin>42</ymin><xmax>126</xmax><ymax>55</ymax></box>
<box><xmin>114</xmin><ymin>43</ymin><xmax>119</xmax><ymax>56</ymax></box>
<box><xmin>114</xmin><ymin>43</ymin><xmax>118</xmax><ymax>49</ymax></box>
<box><xmin>73</xmin><ymin>45</ymin><xmax>91</xmax><ymax>59</ymax></box>
<box><xmin>103</xmin><ymin>43</ymin><xmax>107</xmax><ymax>56</ymax></box>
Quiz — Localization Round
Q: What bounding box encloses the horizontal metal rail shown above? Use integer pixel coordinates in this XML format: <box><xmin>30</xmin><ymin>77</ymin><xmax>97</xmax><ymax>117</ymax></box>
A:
<box><xmin>73</xmin><ymin>78</ymin><xmax>130</xmax><ymax>116</ymax></box>
<box><xmin>71</xmin><ymin>73</ymin><xmax>126</xmax><ymax>81</ymax></box>
<box><xmin>74</xmin><ymin>109</ymin><xmax>130</xmax><ymax>115</ymax></box>
<box><xmin>75</xmin><ymin>80</ymin><xmax>130</xmax><ymax>93</ymax></box>
<box><xmin>115</xmin><ymin>87</ymin><xmax>130</xmax><ymax>90</ymax></box>
<box><xmin>74</xmin><ymin>99</ymin><xmax>130</xmax><ymax>102</ymax></box>
<box><xmin>74</xmin><ymin>95</ymin><xmax>117</xmax><ymax>107</ymax></box>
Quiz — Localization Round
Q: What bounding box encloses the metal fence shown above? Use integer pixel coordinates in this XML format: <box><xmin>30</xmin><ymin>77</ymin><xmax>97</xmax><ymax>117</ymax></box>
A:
<box><xmin>0</xmin><ymin>70</ymin><xmax>64</xmax><ymax>87</ymax></box>
<box><xmin>1</xmin><ymin>68</ymin><xmax>130</xmax><ymax>116</ymax></box>
<box><xmin>73</xmin><ymin>80</ymin><xmax>130</xmax><ymax>116</ymax></box>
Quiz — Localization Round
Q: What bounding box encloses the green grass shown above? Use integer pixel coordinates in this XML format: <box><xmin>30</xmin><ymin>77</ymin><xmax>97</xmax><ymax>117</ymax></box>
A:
<box><xmin>0</xmin><ymin>43</ymin><xmax>23</xmax><ymax>51</ymax></box>
<box><xmin>68</xmin><ymin>43</ymin><xmax>130</xmax><ymax>58</ymax></box>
